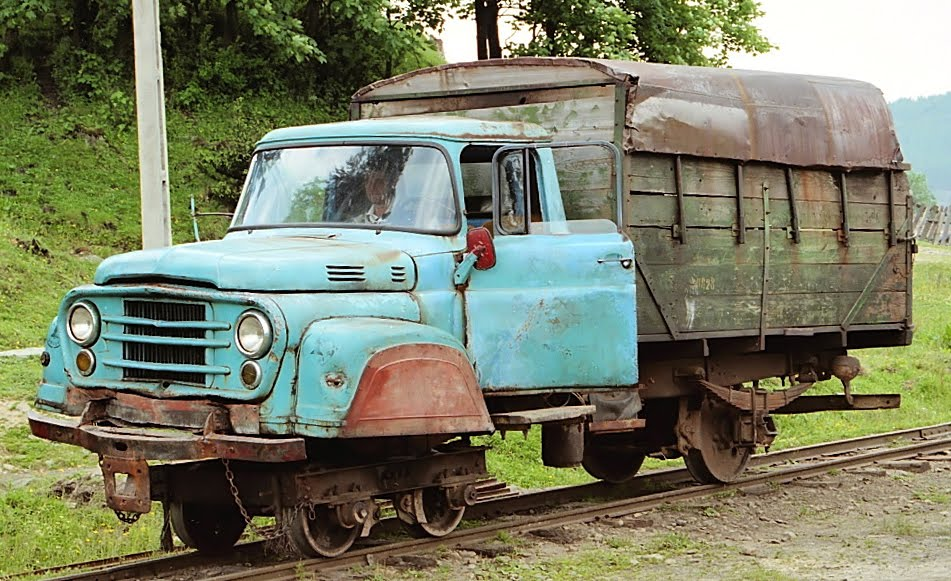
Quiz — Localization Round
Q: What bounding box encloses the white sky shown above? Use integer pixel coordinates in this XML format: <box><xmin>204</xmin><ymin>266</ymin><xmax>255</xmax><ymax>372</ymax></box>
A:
<box><xmin>439</xmin><ymin>0</ymin><xmax>951</xmax><ymax>102</ymax></box>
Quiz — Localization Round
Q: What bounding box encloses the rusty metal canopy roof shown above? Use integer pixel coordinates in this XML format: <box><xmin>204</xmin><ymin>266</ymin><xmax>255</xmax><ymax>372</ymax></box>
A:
<box><xmin>353</xmin><ymin>57</ymin><xmax>904</xmax><ymax>170</ymax></box>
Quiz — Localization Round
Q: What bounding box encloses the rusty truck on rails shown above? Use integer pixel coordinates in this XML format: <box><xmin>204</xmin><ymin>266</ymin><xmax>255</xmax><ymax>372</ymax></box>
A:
<box><xmin>28</xmin><ymin>58</ymin><xmax>913</xmax><ymax>557</ymax></box>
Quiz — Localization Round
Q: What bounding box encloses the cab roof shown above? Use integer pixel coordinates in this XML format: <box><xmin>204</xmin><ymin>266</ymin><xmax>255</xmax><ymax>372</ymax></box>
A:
<box><xmin>257</xmin><ymin>115</ymin><xmax>552</xmax><ymax>148</ymax></box>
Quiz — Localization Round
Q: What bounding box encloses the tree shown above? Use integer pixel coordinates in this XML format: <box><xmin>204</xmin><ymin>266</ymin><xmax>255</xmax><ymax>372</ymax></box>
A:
<box><xmin>0</xmin><ymin>0</ymin><xmax>452</xmax><ymax>101</ymax></box>
<box><xmin>498</xmin><ymin>0</ymin><xmax>773</xmax><ymax>65</ymax></box>
<box><xmin>909</xmin><ymin>171</ymin><xmax>937</xmax><ymax>206</ymax></box>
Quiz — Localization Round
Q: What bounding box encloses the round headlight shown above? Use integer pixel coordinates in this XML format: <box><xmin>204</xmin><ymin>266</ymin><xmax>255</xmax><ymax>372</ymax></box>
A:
<box><xmin>76</xmin><ymin>349</ymin><xmax>96</xmax><ymax>376</ymax></box>
<box><xmin>235</xmin><ymin>310</ymin><xmax>272</xmax><ymax>358</ymax></box>
<box><xmin>240</xmin><ymin>360</ymin><xmax>262</xmax><ymax>389</ymax></box>
<box><xmin>67</xmin><ymin>301</ymin><xmax>100</xmax><ymax>346</ymax></box>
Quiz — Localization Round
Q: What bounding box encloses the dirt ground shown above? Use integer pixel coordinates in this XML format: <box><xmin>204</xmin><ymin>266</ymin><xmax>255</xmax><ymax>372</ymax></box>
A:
<box><xmin>342</xmin><ymin>456</ymin><xmax>951</xmax><ymax>581</ymax></box>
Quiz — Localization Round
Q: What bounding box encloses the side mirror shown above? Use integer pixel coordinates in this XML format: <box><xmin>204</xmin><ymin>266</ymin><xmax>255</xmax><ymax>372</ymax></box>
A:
<box><xmin>466</xmin><ymin>227</ymin><xmax>496</xmax><ymax>270</ymax></box>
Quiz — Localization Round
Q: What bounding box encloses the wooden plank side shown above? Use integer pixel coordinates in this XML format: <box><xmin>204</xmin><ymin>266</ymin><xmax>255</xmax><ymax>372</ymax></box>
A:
<box><xmin>646</xmin><ymin>290</ymin><xmax>907</xmax><ymax>334</ymax></box>
<box><xmin>627</xmin><ymin>153</ymin><xmax>676</xmax><ymax>194</ymax></box>
<box><xmin>628</xmin><ymin>228</ymin><xmax>889</xmax><ymax>266</ymax></box>
<box><xmin>645</xmin><ymin>260</ymin><xmax>906</xmax><ymax>297</ymax></box>
<box><xmin>846</xmin><ymin>171</ymin><xmax>889</xmax><ymax>204</ymax></box>
<box><xmin>626</xmin><ymin>194</ymin><xmax>890</xmax><ymax>231</ymax></box>
<box><xmin>768</xmin><ymin>291</ymin><xmax>907</xmax><ymax>327</ymax></box>
<box><xmin>555</xmin><ymin>146</ymin><xmax>617</xmax><ymax>221</ymax></box>
<box><xmin>626</xmin><ymin>194</ymin><xmax>763</xmax><ymax>229</ymax></box>
<box><xmin>742</xmin><ymin>164</ymin><xmax>790</xmax><ymax>200</ymax></box>
<box><xmin>892</xmin><ymin>171</ymin><xmax>910</xmax><ymax>207</ymax></box>
<box><xmin>635</xmin><ymin>276</ymin><xmax>669</xmax><ymax>335</ymax></box>
<box><xmin>679</xmin><ymin>159</ymin><xmax>737</xmax><ymax>196</ymax></box>
<box><xmin>794</xmin><ymin>169</ymin><xmax>841</xmax><ymax>202</ymax></box>
<box><xmin>773</xmin><ymin>200</ymin><xmax>891</xmax><ymax>230</ymax></box>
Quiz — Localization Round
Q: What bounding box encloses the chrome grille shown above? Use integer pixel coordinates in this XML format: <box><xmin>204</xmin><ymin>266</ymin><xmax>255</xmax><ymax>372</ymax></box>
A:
<box><xmin>122</xmin><ymin>300</ymin><xmax>206</xmax><ymax>384</ymax></box>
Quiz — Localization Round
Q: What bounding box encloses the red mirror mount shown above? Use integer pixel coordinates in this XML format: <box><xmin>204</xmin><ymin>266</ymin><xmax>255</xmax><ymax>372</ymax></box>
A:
<box><xmin>466</xmin><ymin>227</ymin><xmax>496</xmax><ymax>270</ymax></box>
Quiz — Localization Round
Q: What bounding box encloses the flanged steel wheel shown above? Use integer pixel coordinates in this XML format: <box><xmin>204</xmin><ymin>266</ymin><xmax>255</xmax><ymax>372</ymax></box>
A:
<box><xmin>396</xmin><ymin>488</ymin><xmax>465</xmax><ymax>538</ymax></box>
<box><xmin>169</xmin><ymin>501</ymin><xmax>246</xmax><ymax>555</ymax></box>
<box><xmin>582</xmin><ymin>441</ymin><xmax>646</xmax><ymax>483</ymax></box>
<box><xmin>286</xmin><ymin>504</ymin><xmax>360</xmax><ymax>558</ymax></box>
<box><xmin>683</xmin><ymin>398</ymin><xmax>752</xmax><ymax>484</ymax></box>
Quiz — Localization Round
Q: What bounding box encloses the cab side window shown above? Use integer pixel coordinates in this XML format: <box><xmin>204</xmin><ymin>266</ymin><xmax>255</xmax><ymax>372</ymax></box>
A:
<box><xmin>460</xmin><ymin>146</ymin><xmax>496</xmax><ymax>229</ymax></box>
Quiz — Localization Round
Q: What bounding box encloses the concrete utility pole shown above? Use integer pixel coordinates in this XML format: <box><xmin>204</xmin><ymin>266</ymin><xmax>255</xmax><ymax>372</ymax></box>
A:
<box><xmin>132</xmin><ymin>0</ymin><xmax>172</xmax><ymax>249</ymax></box>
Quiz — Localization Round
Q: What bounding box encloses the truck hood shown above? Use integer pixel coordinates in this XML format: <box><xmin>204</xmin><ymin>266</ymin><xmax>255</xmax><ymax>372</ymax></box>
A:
<box><xmin>94</xmin><ymin>236</ymin><xmax>417</xmax><ymax>291</ymax></box>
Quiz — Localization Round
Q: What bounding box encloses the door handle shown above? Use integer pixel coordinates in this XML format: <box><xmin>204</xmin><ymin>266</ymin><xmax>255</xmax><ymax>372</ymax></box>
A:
<box><xmin>597</xmin><ymin>257</ymin><xmax>634</xmax><ymax>269</ymax></box>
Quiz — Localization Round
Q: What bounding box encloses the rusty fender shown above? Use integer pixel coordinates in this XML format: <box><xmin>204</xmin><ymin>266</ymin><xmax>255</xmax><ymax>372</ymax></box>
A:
<box><xmin>27</xmin><ymin>409</ymin><xmax>306</xmax><ymax>463</ymax></box>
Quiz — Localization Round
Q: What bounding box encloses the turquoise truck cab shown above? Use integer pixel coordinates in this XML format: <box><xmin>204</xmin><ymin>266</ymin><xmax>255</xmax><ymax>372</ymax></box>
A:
<box><xmin>35</xmin><ymin>117</ymin><xmax>638</xmax><ymax>433</ymax></box>
<box><xmin>28</xmin><ymin>115</ymin><xmax>638</xmax><ymax>556</ymax></box>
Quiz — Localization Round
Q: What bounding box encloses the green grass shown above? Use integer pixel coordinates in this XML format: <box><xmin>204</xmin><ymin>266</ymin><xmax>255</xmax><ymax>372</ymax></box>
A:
<box><xmin>773</xmin><ymin>244</ymin><xmax>951</xmax><ymax>449</ymax></box>
<box><xmin>0</xmin><ymin>84</ymin><xmax>341</xmax><ymax>349</ymax></box>
<box><xmin>912</xmin><ymin>487</ymin><xmax>951</xmax><ymax>504</ymax></box>
<box><xmin>0</xmin><ymin>357</ymin><xmax>42</xmax><ymax>400</ymax></box>
<box><xmin>0</xmin><ymin>481</ymin><xmax>162</xmax><ymax>575</ymax></box>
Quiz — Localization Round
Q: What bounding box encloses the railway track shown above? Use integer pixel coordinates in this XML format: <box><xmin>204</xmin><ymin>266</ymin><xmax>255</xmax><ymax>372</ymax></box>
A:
<box><xmin>34</xmin><ymin>422</ymin><xmax>951</xmax><ymax>581</ymax></box>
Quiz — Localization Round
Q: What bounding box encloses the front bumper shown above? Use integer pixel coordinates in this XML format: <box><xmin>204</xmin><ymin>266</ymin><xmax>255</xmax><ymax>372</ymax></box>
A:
<box><xmin>28</xmin><ymin>409</ymin><xmax>306</xmax><ymax>462</ymax></box>
<box><xmin>28</xmin><ymin>409</ymin><xmax>307</xmax><ymax>513</ymax></box>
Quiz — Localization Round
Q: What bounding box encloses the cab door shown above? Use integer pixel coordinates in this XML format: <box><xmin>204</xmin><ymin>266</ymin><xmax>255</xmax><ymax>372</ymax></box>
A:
<box><xmin>463</xmin><ymin>144</ymin><xmax>638</xmax><ymax>391</ymax></box>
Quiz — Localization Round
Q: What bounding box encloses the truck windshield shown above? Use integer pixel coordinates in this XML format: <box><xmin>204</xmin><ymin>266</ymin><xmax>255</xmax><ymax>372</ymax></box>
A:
<box><xmin>232</xmin><ymin>145</ymin><xmax>458</xmax><ymax>234</ymax></box>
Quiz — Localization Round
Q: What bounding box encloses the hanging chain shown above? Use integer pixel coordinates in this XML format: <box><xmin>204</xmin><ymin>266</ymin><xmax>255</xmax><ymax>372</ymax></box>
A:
<box><xmin>222</xmin><ymin>458</ymin><xmax>296</xmax><ymax>541</ymax></box>
<box><xmin>113</xmin><ymin>509</ymin><xmax>141</xmax><ymax>524</ymax></box>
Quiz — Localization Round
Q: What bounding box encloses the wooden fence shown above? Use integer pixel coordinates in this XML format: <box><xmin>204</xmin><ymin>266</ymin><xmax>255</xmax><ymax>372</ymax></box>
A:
<box><xmin>914</xmin><ymin>204</ymin><xmax>951</xmax><ymax>245</ymax></box>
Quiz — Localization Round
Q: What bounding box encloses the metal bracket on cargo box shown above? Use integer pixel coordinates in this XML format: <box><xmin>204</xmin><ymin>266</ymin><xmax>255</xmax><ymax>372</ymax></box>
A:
<box><xmin>785</xmin><ymin>167</ymin><xmax>801</xmax><ymax>243</ymax></box>
<box><xmin>101</xmin><ymin>456</ymin><xmax>151</xmax><ymax>513</ymax></box>
<box><xmin>673</xmin><ymin>155</ymin><xmax>687</xmax><ymax>244</ymax></box>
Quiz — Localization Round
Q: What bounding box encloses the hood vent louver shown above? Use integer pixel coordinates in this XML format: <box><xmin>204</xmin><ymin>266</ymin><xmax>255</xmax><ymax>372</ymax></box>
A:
<box><xmin>326</xmin><ymin>264</ymin><xmax>366</xmax><ymax>282</ymax></box>
<box><xmin>391</xmin><ymin>265</ymin><xmax>407</xmax><ymax>283</ymax></box>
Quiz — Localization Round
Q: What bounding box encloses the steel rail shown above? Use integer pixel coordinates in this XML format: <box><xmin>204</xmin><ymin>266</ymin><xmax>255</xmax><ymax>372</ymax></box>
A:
<box><xmin>214</xmin><ymin>433</ymin><xmax>951</xmax><ymax>581</ymax></box>
<box><xmin>40</xmin><ymin>422</ymin><xmax>951</xmax><ymax>581</ymax></box>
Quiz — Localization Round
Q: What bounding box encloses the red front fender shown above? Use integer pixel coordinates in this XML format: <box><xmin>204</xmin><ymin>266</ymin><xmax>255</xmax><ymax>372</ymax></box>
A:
<box><xmin>340</xmin><ymin>344</ymin><xmax>493</xmax><ymax>438</ymax></box>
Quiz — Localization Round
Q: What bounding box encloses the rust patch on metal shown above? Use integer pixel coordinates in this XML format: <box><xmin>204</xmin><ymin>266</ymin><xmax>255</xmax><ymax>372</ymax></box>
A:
<box><xmin>589</xmin><ymin>418</ymin><xmax>647</xmax><ymax>434</ymax></box>
<box><xmin>101</xmin><ymin>456</ymin><xmax>151</xmax><ymax>513</ymax></box>
<box><xmin>354</xmin><ymin>57</ymin><xmax>903</xmax><ymax>170</ymax></box>
<box><xmin>28</xmin><ymin>409</ymin><xmax>304</xmax><ymax>462</ymax></box>
<box><xmin>61</xmin><ymin>387</ymin><xmax>260</xmax><ymax>433</ymax></box>
<box><xmin>696</xmin><ymin>379</ymin><xmax>813</xmax><ymax>412</ymax></box>
<box><xmin>340</xmin><ymin>344</ymin><xmax>493</xmax><ymax>438</ymax></box>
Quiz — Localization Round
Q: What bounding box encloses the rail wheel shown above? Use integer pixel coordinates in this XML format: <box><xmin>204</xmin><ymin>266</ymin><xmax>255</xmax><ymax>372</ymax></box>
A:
<box><xmin>582</xmin><ymin>440</ymin><xmax>646</xmax><ymax>483</ymax></box>
<box><xmin>169</xmin><ymin>501</ymin><xmax>246</xmax><ymax>555</ymax></box>
<box><xmin>396</xmin><ymin>487</ymin><xmax>465</xmax><ymax>538</ymax></box>
<box><xmin>285</xmin><ymin>504</ymin><xmax>361</xmax><ymax>558</ymax></box>
<box><xmin>683</xmin><ymin>398</ymin><xmax>751</xmax><ymax>484</ymax></box>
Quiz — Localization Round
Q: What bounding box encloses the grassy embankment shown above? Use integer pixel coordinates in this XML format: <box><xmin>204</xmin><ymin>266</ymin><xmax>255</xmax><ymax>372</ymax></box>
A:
<box><xmin>0</xmin><ymin>84</ymin><xmax>338</xmax><ymax>574</ymax></box>
<box><xmin>0</xmin><ymin>83</ymin><xmax>948</xmax><ymax>574</ymax></box>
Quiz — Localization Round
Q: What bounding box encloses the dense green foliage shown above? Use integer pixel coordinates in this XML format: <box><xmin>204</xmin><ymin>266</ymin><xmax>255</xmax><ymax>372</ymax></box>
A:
<box><xmin>508</xmin><ymin>0</ymin><xmax>773</xmax><ymax>64</ymax></box>
<box><xmin>0</xmin><ymin>0</ymin><xmax>444</xmax><ymax>102</ymax></box>
<box><xmin>908</xmin><ymin>171</ymin><xmax>937</xmax><ymax>206</ymax></box>
<box><xmin>0</xmin><ymin>1</ymin><xmax>774</xmax><ymax>105</ymax></box>
<box><xmin>891</xmin><ymin>92</ymin><xmax>951</xmax><ymax>205</ymax></box>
